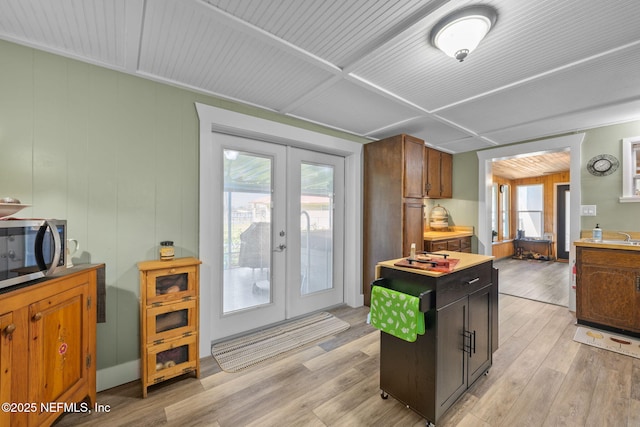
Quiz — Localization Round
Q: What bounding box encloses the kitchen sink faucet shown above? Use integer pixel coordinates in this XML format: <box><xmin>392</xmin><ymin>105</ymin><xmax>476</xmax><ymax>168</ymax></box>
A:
<box><xmin>618</xmin><ymin>232</ymin><xmax>632</xmax><ymax>241</ymax></box>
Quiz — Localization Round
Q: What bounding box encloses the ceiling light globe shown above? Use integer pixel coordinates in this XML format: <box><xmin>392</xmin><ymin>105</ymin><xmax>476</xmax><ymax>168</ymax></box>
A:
<box><xmin>434</xmin><ymin>15</ymin><xmax>491</xmax><ymax>61</ymax></box>
<box><xmin>430</xmin><ymin>6</ymin><xmax>497</xmax><ymax>62</ymax></box>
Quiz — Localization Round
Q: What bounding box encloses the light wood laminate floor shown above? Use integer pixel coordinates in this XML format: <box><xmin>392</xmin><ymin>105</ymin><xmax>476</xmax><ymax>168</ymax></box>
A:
<box><xmin>494</xmin><ymin>258</ymin><xmax>570</xmax><ymax>307</ymax></box>
<box><xmin>56</xmin><ymin>297</ymin><xmax>639</xmax><ymax>427</ymax></box>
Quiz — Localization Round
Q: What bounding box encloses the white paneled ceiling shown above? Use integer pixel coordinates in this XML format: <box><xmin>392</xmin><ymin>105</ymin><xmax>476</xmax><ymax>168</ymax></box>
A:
<box><xmin>1</xmin><ymin>0</ymin><xmax>640</xmax><ymax>153</ymax></box>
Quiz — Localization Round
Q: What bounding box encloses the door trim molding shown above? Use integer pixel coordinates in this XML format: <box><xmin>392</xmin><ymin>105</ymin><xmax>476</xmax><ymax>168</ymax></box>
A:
<box><xmin>477</xmin><ymin>132</ymin><xmax>584</xmax><ymax>311</ymax></box>
<box><xmin>195</xmin><ymin>103</ymin><xmax>363</xmax><ymax>357</ymax></box>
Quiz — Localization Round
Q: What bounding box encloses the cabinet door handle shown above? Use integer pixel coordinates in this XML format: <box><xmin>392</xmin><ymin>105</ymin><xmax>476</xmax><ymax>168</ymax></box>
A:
<box><xmin>32</xmin><ymin>312</ymin><xmax>43</xmax><ymax>321</ymax></box>
<box><xmin>3</xmin><ymin>323</ymin><xmax>16</xmax><ymax>337</ymax></box>
<box><xmin>462</xmin><ymin>330</ymin><xmax>472</xmax><ymax>355</ymax></box>
<box><xmin>472</xmin><ymin>330</ymin><xmax>476</xmax><ymax>355</ymax></box>
<box><xmin>636</xmin><ymin>276</ymin><xmax>640</xmax><ymax>292</ymax></box>
<box><xmin>465</xmin><ymin>277</ymin><xmax>480</xmax><ymax>285</ymax></box>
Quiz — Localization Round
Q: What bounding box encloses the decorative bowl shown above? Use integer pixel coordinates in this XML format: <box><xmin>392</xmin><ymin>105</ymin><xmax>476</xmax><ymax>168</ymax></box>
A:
<box><xmin>0</xmin><ymin>203</ymin><xmax>30</xmax><ymax>218</ymax></box>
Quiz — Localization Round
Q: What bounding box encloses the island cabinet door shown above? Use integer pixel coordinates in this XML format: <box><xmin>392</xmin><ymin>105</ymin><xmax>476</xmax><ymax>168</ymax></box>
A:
<box><xmin>436</xmin><ymin>296</ymin><xmax>467</xmax><ymax>415</ymax></box>
<box><xmin>467</xmin><ymin>284</ymin><xmax>492</xmax><ymax>385</ymax></box>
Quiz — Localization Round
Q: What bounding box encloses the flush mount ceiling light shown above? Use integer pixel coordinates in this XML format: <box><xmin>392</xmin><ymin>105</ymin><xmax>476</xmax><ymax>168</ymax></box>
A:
<box><xmin>430</xmin><ymin>5</ymin><xmax>497</xmax><ymax>62</ymax></box>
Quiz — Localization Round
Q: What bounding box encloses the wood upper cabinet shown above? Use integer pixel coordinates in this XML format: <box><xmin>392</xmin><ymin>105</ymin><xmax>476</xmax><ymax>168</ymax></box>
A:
<box><xmin>403</xmin><ymin>135</ymin><xmax>426</xmax><ymax>199</ymax></box>
<box><xmin>425</xmin><ymin>147</ymin><xmax>452</xmax><ymax>199</ymax></box>
<box><xmin>576</xmin><ymin>247</ymin><xmax>640</xmax><ymax>333</ymax></box>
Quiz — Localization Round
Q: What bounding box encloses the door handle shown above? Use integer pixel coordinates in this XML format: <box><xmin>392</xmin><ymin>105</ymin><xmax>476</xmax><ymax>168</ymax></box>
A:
<box><xmin>274</xmin><ymin>244</ymin><xmax>287</xmax><ymax>252</ymax></box>
<box><xmin>472</xmin><ymin>330</ymin><xmax>476</xmax><ymax>355</ymax></box>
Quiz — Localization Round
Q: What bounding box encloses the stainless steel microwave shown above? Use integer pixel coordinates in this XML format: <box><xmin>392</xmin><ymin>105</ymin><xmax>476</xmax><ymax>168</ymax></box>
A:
<box><xmin>0</xmin><ymin>219</ymin><xmax>67</xmax><ymax>291</ymax></box>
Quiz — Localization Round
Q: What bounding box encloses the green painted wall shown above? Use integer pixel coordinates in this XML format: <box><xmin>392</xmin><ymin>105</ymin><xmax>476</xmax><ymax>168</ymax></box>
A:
<box><xmin>579</xmin><ymin>121</ymin><xmax>640</xmax><ymax>229</ymax></box>
<box><xmin>0</xmin><ymin>39</ymin><xmax>367</xmax><ymax>380</ymax></box>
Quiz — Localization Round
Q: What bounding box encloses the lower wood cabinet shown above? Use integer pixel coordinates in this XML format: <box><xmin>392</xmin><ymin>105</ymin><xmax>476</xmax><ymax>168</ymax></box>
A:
<box><xmin>0</xmin><ymin>265</ymin><xmax>102</xmax><ymax>426</ymax></box>
<box><xmin>0</xmin><ymin>312</ymin><xmax>14</xmax><ymax>427</ymax></box>
<box><xmin>138</xmin><ymin>257</ymin><xmax>201</xmax><ymax>397</ymax></box>
<box><xmin>425</xmin><ymin>236</ymin><xmax>472</xmax><ymax>253</ymax></box>
<box><xmin>576</xmin><ymin>247</ymin><xmax>640</xmax><ymax>334</ymax></box>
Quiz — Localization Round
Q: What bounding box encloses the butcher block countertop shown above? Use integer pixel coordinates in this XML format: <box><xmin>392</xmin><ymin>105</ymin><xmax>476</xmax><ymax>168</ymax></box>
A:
<box><xmin>376</xmin><ymin>251</ymin><xmax>494</xmax><ymax>278</ymax></box>
<box><xmin>423</xmin><ymin>226</ymin><xmax>474</xmax><ymax>241</ymax></box>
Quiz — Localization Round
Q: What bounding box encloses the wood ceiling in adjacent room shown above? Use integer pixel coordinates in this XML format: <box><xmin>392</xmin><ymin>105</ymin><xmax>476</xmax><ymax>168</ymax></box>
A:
<box><xmin>492</xmin><ymin>151</ymin><xmax>570</xmax><ymax>180</ymax></box>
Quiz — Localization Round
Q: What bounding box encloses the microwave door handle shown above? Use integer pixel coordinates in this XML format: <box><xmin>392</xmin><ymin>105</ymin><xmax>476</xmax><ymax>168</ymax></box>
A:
<box><xmin>34</xmin><ymin>222</ymin><xmax>48</xmax><ymax>271</ymax></box>
<box><xmin>46</xmin><ymin>220</ymin><xmax>62</xmax><ymax>274</ymax></box>
<box><xmin>34</xmin><ymin>220</ymin><xmax>62</xmax><ymax>275</ymax></box>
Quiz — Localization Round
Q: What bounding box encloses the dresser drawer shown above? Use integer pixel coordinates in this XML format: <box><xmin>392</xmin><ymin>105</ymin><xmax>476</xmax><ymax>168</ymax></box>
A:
<box><xmin>429</xmin><ymin>241</ymin><xmax>448</xmax><ymax>252</ymax></box>
<box><xmin>446</xmin><ymin>239</ymin><xmax>461</xmax><ymax>251</ymax></box>
<box><xmin>460</xmin><ymin>237</ymin><xmax>471</xmax><ymax>250</ymax></box>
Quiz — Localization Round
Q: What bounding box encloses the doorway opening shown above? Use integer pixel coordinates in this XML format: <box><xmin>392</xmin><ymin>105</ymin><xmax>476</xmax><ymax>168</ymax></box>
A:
<box><xmin>477</xmin><ymin>133</ymin><xmax>584</xmax><ymax>310</ymax></box>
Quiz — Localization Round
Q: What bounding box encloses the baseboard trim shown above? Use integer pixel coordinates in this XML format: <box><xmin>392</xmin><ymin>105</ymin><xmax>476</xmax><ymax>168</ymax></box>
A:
<box><xmin>97</xmin><ymin>359</ymin><xmax>140</xmax><ymax>392</ymax></box>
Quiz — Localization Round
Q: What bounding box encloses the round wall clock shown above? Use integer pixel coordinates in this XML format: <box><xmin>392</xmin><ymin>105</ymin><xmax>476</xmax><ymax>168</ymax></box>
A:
<box><xmin>586</xmin><ymin>154</ymin><xmax>619</xmax><ymax>176</ymax></box>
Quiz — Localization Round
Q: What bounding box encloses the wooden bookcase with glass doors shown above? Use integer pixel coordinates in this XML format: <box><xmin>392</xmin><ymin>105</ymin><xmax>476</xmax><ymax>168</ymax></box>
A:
<box><xmin>138</xmin><ymin>257</ymin><xmax>201</xmax><ymax>397</ymax></box>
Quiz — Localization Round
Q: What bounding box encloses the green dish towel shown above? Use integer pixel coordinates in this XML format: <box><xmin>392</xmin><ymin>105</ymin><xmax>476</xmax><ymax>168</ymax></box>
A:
<box><xmin>370</xmin><ymin>286</ymin><xmax>425</xmax><ymax>342</ymax></box>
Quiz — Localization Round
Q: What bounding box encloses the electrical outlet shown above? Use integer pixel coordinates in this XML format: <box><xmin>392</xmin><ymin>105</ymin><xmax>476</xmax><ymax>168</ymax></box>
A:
<box><xmin>580</xmin><ymin>205</ymin><xmax>597</xmax><ymax>216</ymax></box>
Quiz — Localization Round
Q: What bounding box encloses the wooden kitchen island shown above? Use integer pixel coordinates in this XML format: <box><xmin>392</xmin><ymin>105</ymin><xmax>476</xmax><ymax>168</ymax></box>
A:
<box><xmin>374</xmin><ymin>252</ymin><xmax>497</xmax><ymax>426</ymax></box>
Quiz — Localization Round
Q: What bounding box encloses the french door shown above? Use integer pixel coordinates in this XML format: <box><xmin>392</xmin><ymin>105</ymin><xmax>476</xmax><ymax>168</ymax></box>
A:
<box><xmin>208</xmin><ymin>133</ymin><xmax>344</xmax><ymax>340</ymax></box>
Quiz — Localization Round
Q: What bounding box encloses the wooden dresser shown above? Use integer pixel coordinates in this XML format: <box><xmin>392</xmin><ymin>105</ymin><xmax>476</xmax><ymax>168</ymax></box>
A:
<box><xmin>0</xmin><ymin>264</ymin><xmax>103</xmax><ymax>426</ymax></box>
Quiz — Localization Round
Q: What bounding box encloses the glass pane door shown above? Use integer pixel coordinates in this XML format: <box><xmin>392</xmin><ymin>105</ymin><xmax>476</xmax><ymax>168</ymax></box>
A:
<box><xmin>300</xmin><ymin>162</ymin><xmax>334</xmax><ymax>296</ymax></box>
<box><xmin>223</xmin><ymin>151</ymin><xmax>272</xmax><ymax>313</ymax></box>
<box><xmin>206</xmin><ymin>134</ymin><xmax>287</xmax><ymax>342</ymax></box>
<box><xmin>287</xmin><ymin>148</ymin><xmax>344</xmax><ymax>318</ymax></box>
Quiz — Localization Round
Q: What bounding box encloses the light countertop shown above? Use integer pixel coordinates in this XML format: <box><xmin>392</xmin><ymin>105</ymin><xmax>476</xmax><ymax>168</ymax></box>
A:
<box><xmin>574</xmin><ymin>238</ymin><xmax>640</xmax><ymax>252</ymax></box>
<box><xmin>423</xmin><ymin>226</ymin><xmax>474</xmax><ymax>241</ymax></box>
<box><xmin>376</xmin><ymin>251</ymin><xmax>494</xmax><ymax>277</ymax></box>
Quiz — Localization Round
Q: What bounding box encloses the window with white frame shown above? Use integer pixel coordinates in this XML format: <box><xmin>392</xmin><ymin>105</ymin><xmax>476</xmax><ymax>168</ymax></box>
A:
<box><xmin>516</xmin><ymin>184</ymin><xmax>543</xmax><ymax>238</ymax></box>
<box><xmin>620</xmin><ymin>136</ymin><xmax>640</xmax><ymax>202</ymax></box>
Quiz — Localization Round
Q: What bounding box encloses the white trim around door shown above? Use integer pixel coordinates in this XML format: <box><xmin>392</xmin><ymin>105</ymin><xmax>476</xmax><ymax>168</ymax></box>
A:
<box><xmin>195</xmin><ymin>103</ymin><xmax>364</xmax><ymax>357</ymax></box>
<box><xmin>476</xmin><ymin>133</ymin><xmax>584</xmax><ymax>311</ymax></box>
